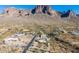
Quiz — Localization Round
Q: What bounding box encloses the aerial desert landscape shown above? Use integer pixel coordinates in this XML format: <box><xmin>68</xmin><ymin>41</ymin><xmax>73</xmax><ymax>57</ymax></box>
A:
<box><xmin>0</xmin><ymin>5</ymin><xmax>79</xmax><ymax>53</ymax></box>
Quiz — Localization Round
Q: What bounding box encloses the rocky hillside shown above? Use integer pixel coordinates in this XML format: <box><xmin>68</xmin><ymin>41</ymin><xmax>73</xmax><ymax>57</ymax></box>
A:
<box><xmin>4</xmin><ymin>7</ymin><xmax>30</xmax><ymax>17</ymax></box>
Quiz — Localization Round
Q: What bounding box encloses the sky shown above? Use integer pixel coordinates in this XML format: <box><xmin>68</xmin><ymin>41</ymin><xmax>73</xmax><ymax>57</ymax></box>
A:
<box><xmin>0</xmin><ymin>5</ymin><xmax>79</xmax><ymax>14</ymax></box>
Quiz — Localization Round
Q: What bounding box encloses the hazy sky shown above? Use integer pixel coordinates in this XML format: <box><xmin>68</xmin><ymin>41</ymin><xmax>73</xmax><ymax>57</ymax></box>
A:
<box><xmin>0</xmin><ymin>5</ymin><xmax>79</xmax><ymax>14</ymax></box>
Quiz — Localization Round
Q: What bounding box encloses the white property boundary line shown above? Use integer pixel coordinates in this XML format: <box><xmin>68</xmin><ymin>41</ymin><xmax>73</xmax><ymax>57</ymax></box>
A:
<box><xmin>0</xmin><ymin>0</ymin><xmax>79</xmax><ymax>5</ymax></box>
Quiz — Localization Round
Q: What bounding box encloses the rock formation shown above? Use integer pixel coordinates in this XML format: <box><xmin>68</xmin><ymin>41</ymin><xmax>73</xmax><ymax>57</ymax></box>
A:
<box><xmin>31</xmin><ymin>5</ymin><xmax>58</xmax><ymax>16</ymax></box>
<box><xmin>5</xmin><ymin>7</ymin><xmax>30</xmax><ymax>17</ymax></box>
<box><xmin>5</xmin><ymin>7</ymin><xmax>19</xmax><ymax>16</ymax></box>
<box><xmin>61</xmin><ymin>10</ymin><xmax>77</xmax><ymax>18</ymax></box>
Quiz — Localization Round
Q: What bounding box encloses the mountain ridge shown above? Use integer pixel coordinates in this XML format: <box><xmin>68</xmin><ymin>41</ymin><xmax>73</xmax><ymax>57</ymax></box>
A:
<box><xmin>1</xmin><ymin>5</ymin><xmax>77</xmax><ymax>18</ymax></box>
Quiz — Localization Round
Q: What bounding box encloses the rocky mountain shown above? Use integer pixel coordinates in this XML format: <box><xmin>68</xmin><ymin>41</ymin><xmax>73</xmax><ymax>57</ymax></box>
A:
<box><xmin>61</xmin><ymin>10</ymin><xmax>77</xmax><ymax>18</ymax></box>
<box><xmin>4</xmin><ymin>7</ymin><xmax>30</xmax><ymax>17</ymax></box>
<box><xmin>31</xmin><ymin>5</ymin><xmax>59</xmax><ymax>16</ymax></box>
<box><xmin>3</xmin><ymin>6</ymin><xmax>77</xmax><ymax>18</ymax></box>
<box><xmin>1</xmin><ymin>5</ymin><xmax>60</xmax><ymax>17</ymax></box>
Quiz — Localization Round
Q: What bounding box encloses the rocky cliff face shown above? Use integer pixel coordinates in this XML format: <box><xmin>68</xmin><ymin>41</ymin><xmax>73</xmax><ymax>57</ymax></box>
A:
<box><xmin>31</xmin><ymin>5</ymin><xmax>58</xmax><ymax>16</ymax></box>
